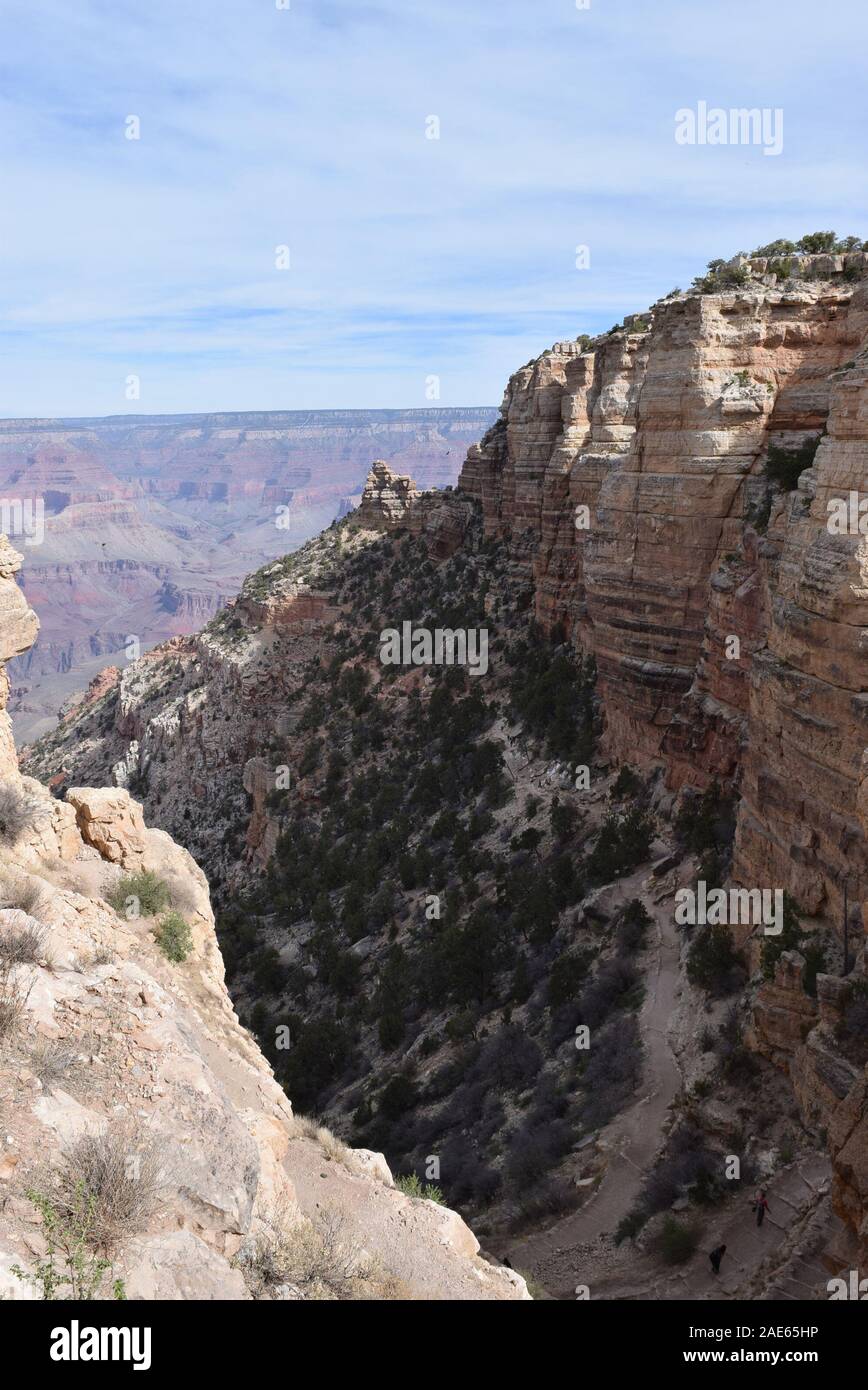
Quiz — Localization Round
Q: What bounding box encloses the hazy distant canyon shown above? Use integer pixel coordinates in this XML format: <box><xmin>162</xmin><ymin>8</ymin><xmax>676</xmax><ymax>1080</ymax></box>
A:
<box><xmin>0</xmin><ymin>408</ymin><xmax>496</xmax><ymax>740</ymax></box>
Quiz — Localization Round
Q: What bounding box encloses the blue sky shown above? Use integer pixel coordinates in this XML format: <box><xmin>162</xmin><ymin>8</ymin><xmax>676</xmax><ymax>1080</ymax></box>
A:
<box><xmin>1</xmin><ymin>0</ymin><xmax>866</xmax><ymax>416</ymax></box>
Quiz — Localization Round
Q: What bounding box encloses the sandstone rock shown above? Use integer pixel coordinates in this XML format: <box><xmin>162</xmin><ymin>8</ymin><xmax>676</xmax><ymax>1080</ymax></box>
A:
<box><xmin>66</xmin><ymin>786</ymin><xmax>149</xmax><ymax>865</ymax></box>
<box><xmin>352</xmin><ymin>460</ymin><xmax>420</xmax><ymax>530</ymax></box>
<box><xmin>353</xmin><ymin>1149</ymin><xmax>394</xmax><ymax>1185</ymax></box>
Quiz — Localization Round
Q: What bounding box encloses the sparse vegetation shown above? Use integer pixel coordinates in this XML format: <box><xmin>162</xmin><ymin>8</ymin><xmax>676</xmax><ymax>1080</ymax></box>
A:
<box><xmin>106</xmin><ymin>870</ymin><xmax>170</xmax><ymax>919</ymax></box>
<box><xmin>30</xmin><ymin>1038</ymin><xmax>79</xmax><ymax>1093</ymax></box>
<box><xmin>653</xmin><ymin>1215</ymin><xmax>700</xmax><ymax>1265</ymax></box>
<box><xmin>52</xmin><ymin>1126</ymin><xmax>167</xmax><ymax>1254</ymax></box>
<box><xmin>235</xmin><ymin>1199</ymin><xmax>388</xmax><ymax>1300</ymax></box>
<box><xmin>155</xmin><ymin>911</ymin><xmax>193</xmax><ymax>963</ymax></box>
<box><xmin>11</xmin><ymin>1186</ymin><xmax>127</xmax><ymax>1301</ymax></box>
<box><xmin>395</xmin><ymin>1173</ymin><xmax>444</xmax><ymax>1203</ymax></box>
<box><xmin>0</xmin><ymin>780</ymin><xmax>43</xmax><ymax>845</ymax></box>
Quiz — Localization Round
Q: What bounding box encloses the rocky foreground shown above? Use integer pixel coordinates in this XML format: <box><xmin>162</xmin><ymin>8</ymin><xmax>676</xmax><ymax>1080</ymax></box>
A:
<box><xmin>0</xmin><ymin>534</ymin><xmax>527</xmax><ymax>1300</ymax></box>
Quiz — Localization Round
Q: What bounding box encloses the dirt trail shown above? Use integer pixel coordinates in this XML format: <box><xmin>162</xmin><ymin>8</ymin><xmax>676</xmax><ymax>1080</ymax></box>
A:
<box><xmin>507</xmin><ymin>872</ymin><xmax>683</xmax><ymax>1298</ymax></box>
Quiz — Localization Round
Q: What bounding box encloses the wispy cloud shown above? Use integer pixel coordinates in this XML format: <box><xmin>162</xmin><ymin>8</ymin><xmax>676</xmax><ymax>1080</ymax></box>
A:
<box><xmin>0</xmin><ymin>0</ymin><xmax>865</xmax><ymax>414</ymax></box>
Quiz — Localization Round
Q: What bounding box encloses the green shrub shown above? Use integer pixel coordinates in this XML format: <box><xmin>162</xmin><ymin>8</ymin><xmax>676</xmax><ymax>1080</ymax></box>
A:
<box><xmin>675</xmin><ymin>781</ymin><xmax>735</xmax><ymax>856</ymax></box>
<box><xmin>12</xmin><ymin>1186</ymin><xmax>127</xmax><ymax>1301</ymax></box>
<box><xmin>654</xmin><ymin>1215</ymin><xmax>700</xmax><ymax>1265</ymax></box>
<box><xmin>687</xmin><ymin>924</ymin><xmax>745</xmax><ymax>997</ymax></box>
<box><xmin>106</xmin><ymin>870</ymin><xmax>170</xmax><ymax>919</ymax></box>
<box><xmin>379</xmin><ymin>1073</ymin><xmax>417</xmax><ymax>1119</ymax></box>
<box><xmin>395</xmin><ymin>1174</ymin><xmax>444</xmax><ymax>1204</ymax></box>
<box><xmin>586</xmin><ymin>806</ymin><xmax>654</xmax><ymax>883</ymax></box>
<box><xmin>760</xmin><ymin>895</ymin><xmax>802</xmax><ymax>980</ymax></box>
<box><xmin>155</xmin><ymin>912</ymin><xmax>193</xmax><ymax>963</ymax></box>
<box><xmin>610</xmin><ymin>766</ymin><xmax>643</xmax><ymax>800</ymax></box>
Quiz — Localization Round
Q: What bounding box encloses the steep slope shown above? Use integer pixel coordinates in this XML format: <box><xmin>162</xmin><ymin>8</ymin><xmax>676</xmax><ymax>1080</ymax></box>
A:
<box><xmin>25</xmin><ymin>247</ymin><xmax>868</xmax><ymax>1292</ymax></box>
<box><xmin>0</xmin><ymin>538</ymin><xmax>527</xmax><ymax>1301</ymax></box>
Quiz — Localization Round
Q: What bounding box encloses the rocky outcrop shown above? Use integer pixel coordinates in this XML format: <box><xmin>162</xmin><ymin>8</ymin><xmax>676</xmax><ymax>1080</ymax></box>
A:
<box><xmin>0</xmin><ymin>543</ymin><xmax>527</xmax><ymax>1301</ymax></box>
<box><xmin>352</xmin><ymin>460</ymin><xmax>421</xmax><ymax>530</ymax></box>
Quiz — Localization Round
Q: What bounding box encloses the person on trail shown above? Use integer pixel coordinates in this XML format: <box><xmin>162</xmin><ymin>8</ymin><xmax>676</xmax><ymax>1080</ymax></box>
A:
<box><xmin>754</xmin><ymin>1190</ymin><xmax>770</xmax><ymax>1228</ymax></box>
<box><xmin>709</xmin><ymin>1244</ymin><xmax>726</xmax><ymax>1275</ymax></box>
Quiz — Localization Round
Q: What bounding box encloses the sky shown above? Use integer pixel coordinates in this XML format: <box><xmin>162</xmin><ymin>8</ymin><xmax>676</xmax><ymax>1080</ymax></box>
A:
<box><xmin>1</xmin><ymin>0</ymin><xmax>866</xmax><ymax>417</ymax></box>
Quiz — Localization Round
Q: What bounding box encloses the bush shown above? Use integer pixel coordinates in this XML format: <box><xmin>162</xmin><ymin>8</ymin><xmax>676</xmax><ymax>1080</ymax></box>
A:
<box><xmin>505</xmin><ymin>1117</ymin><xmax>572</xmax><ymax>1187</ymax></box>
<box><xmin>610</xmin><ymin>766</ymin><xmax>643</xmax><ymax>800</ymax></box>
<box><xmin>395</xmin><ymin>1173</ymin><xmax>444</xmax><ymax>1203</ymax></box>
<box><xmin>0</xmin><ymin>957</ymin><xmax>31</xmax><ymax>1042</ymax></box>
<box><xmin>12</xmin><ymin>1186</ymin><xmax>127</xmax><ymax>1301</ymax></box>
<box><xmin>578</xmin><ymin>1014</ymin><xmax>643</xmax><ymax>1129</ymax></box>
<box><xmin>106</xmin><ymin>871</ymin><xmax>170</xmax><ymax>919</ymax></box>
<box><xmin>0</xmin><ymin>781</ymin><xmax>43</xmax><ymax>845</ymax></box>
<box><xmin>674</xmin><ymin>782</ymin><xmax>735</xmax><ymax>856</ymax></box>
<box><xmin>547</xmin><ymin>950</ymin><xmax>592</xmax><ymax>1009</ymax></box>
<box><xmin>30</xmin><ymin>1039</ymin><xmax>78</xmax><ymax>1094</ymax></box>
<box><xmin>467</xmin><ymin>1026</ymin><xmax>543</xmax><ymax>1091</ymax></box>
<box><xmin>616</xmin><ymin>899</ymin><xmax>651</xmax><ymax>953</ymax></box>
<box><xmin>235</xmin><ymin>1199</ymin><xmax>380</xmax><ymax>1300</ymax></box>
<box><xmin>586</xmin><ymin>806</ymin><xmax>654</xmax><ymax>884</ymax></box>
<box><xmin>653</xmin><ymin>1215</ymin><xmax>700</xmax><ymax>1265</ymax></box>
<box><xmin>55</xmin><ymin>1126</ymin><xmax>167</xmax><ymax>1254</ymax></box>
<box><xmin>687</xmin><ymin>924</ymin><xmax>745</xmax><ymax>998</ymax></box>
<box><xmin>760</xmin><ymin>894</ymin><xmax>802</xmax><ymax>981</ymax></box>
<box><xmin>379</xmin><ymin>1073</ymin><xmax>417</xmax><ymax>1120</ymax></box>
<box><xmin>155</xmin><ymin>912</ymin><xmax>193</xmax><ymax>963</ymax></box>
<box><xmin>0</xmin><ymin>916</ymin><xmax>47</xmax><ymax>966</ymax></box>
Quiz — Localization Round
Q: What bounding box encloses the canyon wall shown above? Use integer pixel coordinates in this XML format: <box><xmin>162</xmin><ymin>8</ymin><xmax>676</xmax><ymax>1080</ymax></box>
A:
<box><xmin>1</xmin><ymin>408</ymin><xmax>496</xmax><ymax>741</ymax></box>
<box><xmin>459</xmin><ymin>266</ymin><xmax>868</xmax><ymax>943</ymax></box>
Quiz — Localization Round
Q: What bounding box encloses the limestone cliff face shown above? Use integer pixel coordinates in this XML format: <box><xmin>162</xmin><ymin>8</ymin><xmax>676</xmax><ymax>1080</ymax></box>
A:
<box><xmin>459</xmin><ymin>268</ymin><xmax>868</xmax><ymax>941</ymax></box>
<box><xmin>456</xmin><ymin>261</ymin><xmax>868</xmax><ymax>1266</ymax></box>
<box><xmin>0</xmin><ymin>540</ymin><xmax>526</xmax><ymax>1301</ymax></box>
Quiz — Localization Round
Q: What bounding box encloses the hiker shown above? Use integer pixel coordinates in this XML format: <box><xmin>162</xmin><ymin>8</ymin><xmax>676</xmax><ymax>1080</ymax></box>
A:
<box><xmin>754</xmin><ymin>1190</ymin><xmax>770</xmax><ymax>1228</ymax></box>
<box><xmin>709</xmin><ymin>1244</ymin><xmax>726</xmax><ymax>1275</ymax></box>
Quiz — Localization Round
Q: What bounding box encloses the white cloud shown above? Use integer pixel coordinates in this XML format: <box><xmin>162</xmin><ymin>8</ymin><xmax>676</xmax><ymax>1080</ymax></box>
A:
<box><xmin>0</xmin><ymin>0</ymin><xmax>866</xmax><ymax>414</ymax></box>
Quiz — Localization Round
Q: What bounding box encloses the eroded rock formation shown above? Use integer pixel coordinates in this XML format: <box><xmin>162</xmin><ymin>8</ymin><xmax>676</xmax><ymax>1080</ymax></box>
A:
<box><xmin>352</xmin><ymin>460</ymin><xmax>421</xmax><ymax>530</ymax></box>
<box><xmin>0</xmin><ymin>539</ymin><xmax>527</xmax><ymax>1301</ymax></box>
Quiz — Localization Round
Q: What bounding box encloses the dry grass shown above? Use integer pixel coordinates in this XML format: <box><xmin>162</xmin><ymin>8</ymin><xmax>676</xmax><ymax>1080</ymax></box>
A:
<box><xmin>0</xmin><ymin>873</ymin><xmax>47</xmax><ymax>919</ymax></box>
<box><xmin>236</xmin><ymin>1199</ymin><xmax>397</xmax><ymax>1300</ymax></box>
<box><xmin>0</xmin><ymin>917</ymin><xmax>48</xmax><ymax>967</ymax></box>
<box><xmin>29</xmin><ymin>1038</ymin><xmax>79</xmax><ymax>1094</ymax></box>
<box><xmin>0</xmin><ymin>781</ymin><xmax>45</xmax><ymax>846</ymax></box>
<box><xmin>0</xmin><ymin>959</ymin><xmax>32</xmax><ymax>1044</ymax></box>
<box><xmin>52</xmin><ymin>1124</ymin><xmax>170</xmax><ymax>1253</ymax></box>
<box><xmin>291</xmin><ymin>1113</ymin><xmax>357</xmax><ymax>1170</ymax></box>
<box><xmin>74</xmin><ymin>944</ymin><xmax>116</xmax><ymax>971</ymax></box>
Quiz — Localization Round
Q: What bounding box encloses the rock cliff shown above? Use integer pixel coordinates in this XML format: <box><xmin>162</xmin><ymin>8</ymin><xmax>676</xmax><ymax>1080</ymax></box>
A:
<box><xmin>459</xmin><ymin>258</ymin><xmax>868</xmax><ymax>941</ymax></box>
<box><xmin>23</xmin><ymin>246</ymin><xmax>868</xmax><ymax>1281</ymax></box>
<box><xmin>0</xmin><ymin>538</ymin><xmax>527</xmax><ymax>1300</ymax></box>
